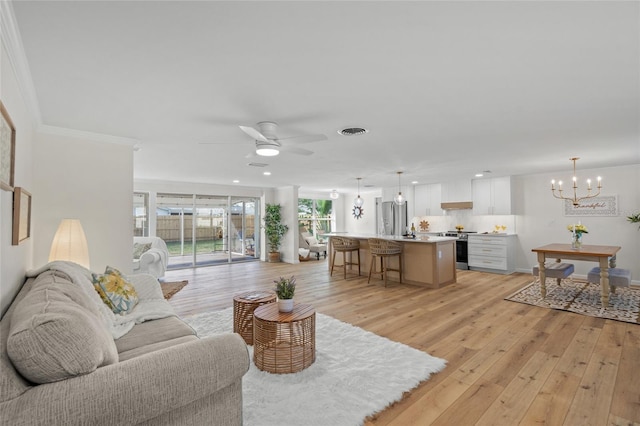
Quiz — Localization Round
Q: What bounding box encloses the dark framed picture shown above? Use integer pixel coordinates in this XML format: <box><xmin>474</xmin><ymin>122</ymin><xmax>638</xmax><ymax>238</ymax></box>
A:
<box><xmin>12</xmin><ymin>187</ymin><xmax>32</xmax><ymax>245</ymax></box>
<box><xmin>0</xmin><ymin>101</ymin><xmax>16</xmax><ymax>191</ymax></box>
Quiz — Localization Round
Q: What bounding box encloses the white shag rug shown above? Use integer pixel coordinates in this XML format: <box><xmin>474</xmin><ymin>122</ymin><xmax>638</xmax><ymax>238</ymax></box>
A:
<box><xmin>183</xmin><ymin>307</ymin><xmax>447</xmax><ymax>426</ymax></box>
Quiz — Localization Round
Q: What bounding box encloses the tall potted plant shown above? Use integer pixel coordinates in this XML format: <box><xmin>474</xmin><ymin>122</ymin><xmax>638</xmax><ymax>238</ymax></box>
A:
<box><xmin>264</xmin><ymin>203</ymin><xmax>289</xmax><ymax>262</ymax></box>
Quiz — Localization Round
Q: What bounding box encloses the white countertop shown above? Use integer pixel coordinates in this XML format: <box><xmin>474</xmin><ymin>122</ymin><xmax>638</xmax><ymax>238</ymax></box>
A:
<box><xmin>469</xmin><ymin>233</ymin><xmax>517</xmax><ymax>237</ymax></box>
<box><xmin>324</xmin><ymin>233</ymin><xmax>457</xmax><ymax>243</ymax></box>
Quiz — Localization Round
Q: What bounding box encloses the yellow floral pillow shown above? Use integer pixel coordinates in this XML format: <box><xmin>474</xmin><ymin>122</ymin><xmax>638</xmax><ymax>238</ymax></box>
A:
<box><xmin>92</xmin><ymin>266</ymin><xmax>139</xmax><ymax>315</ymax></box>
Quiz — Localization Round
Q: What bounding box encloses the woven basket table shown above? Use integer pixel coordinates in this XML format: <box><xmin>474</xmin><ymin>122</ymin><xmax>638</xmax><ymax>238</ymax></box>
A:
<box><xmin>233</xmin><ymin>291</ymin><xmax>276</xmax><ymax>345</ymax></box>
<box><xmin>253</xmin><ymin>303</ymin><xmax>316</xmax><ymax>374</ymax></box>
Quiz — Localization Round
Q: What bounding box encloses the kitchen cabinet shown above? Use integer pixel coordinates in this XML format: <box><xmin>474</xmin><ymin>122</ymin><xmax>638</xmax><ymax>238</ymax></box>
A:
<box><xmin>472</xmin><ymin>176</ymin><xmax>513</xmax><ymax>215</ymax></box>
<box><xmin>468</xmin><ymin>234</ymin><xmax>516</xmax><ymax>274</ymax></box>
<box><xmin>414</xmin><ymin>184</ymin><xmax>442</xmax><ymax>216</ymax></box>
<box><xmin>441</xmin><ymin>179</ymin><xmax>472</xmax><ymax>202</ymax></box>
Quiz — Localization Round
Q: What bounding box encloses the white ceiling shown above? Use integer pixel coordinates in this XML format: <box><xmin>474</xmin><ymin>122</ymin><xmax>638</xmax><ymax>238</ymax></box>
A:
<box><xmin>9</xmin><ymin>1</ymin><xmax>640</xmax><ymax>194</ymax></box>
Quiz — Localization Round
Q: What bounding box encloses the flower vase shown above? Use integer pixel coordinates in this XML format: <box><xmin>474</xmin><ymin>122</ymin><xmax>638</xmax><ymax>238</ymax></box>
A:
<box><xmin>571</xmin><ymin>233</ymin><xmax>582</xmax><ymax>249</ymax></box>
<box><xmin>278</xmin><ymin>298</ymin><xmax>294</xmax><ymax>313</ymax></box>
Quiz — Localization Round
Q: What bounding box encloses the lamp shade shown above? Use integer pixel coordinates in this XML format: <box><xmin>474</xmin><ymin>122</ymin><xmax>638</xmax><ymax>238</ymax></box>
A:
<box><xmin>49</xmin><ymin>219</ymin><xmax>90</xmax><ymax>269</ymax></box>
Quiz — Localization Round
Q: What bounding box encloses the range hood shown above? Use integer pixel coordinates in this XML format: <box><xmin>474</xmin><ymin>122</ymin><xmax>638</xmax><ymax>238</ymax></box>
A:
<box><xmin>440</xmin><ymin>201</ymin><xmax>473</xmax><ymax>210</ymax></box>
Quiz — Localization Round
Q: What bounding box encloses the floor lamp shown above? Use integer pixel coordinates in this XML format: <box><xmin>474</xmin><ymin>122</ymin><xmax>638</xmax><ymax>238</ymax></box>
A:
<box><xmin>48</xmin><ymin>219</ymin><xmax>90</xmax><ymax>269</ymax></box>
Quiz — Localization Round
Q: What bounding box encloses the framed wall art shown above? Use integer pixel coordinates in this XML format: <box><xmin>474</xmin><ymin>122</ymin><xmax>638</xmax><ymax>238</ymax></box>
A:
<box><xmin>12</xmin><ymin>187</ymin><xmax>32</xmax><ymax>245</ymax></box>
<box><xmin>0</xmin><ymin>101</ymin><xmax>16</xmax><ymax>191</ymax></box>
<box><xmin>564</xmin><ymin>195</ymin><xmax>618</xmax><ymax>217</ymax></box>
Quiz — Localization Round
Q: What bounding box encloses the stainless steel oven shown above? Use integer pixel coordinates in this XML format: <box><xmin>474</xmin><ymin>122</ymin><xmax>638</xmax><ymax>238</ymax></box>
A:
<box><xmin>445</xmin><ymin>231</ymin><xmax>476</xmax><ymax>270</ymax></box>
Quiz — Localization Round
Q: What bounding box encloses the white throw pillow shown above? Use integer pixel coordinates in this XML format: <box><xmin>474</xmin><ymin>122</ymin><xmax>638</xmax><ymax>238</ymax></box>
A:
<box><xmin>305</xmin><ymin>236</ymin><xmax>319</xmax><ymax>246</ymax></box>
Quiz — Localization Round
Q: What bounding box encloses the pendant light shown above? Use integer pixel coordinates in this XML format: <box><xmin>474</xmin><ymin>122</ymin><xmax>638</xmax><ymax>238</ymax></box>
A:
<box><xmin>329</xmin><ymin>190</ymin><xmax>339</xmax><ymax>200</ymax></box>
<box><xmin>394</xmin><ymin>171</ymin><xmax>405</xmax><ymax>205</ymax></box>
<box><xmin>354</xmin><ymin>178</ymin><xmax>364</xmax><ymax>207</ymax></box>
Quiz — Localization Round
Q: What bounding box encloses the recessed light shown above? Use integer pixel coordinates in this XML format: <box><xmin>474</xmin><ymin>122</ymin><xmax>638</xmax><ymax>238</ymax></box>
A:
<box><xmin>475</xmin><ymin>173</ymin><xmax>483</xmax><ymax>177</ymax></box>
<box><xmin>233</xmin><ymin>180</ymin><xmax>240</xmax><ymax>183</ymax></box>
<box><xmin>411</xmin><ymin>181</ymin><xmax>419</xmax><ymax>185</ymax></box>
<box><xmin>263</xmin><ymin>171</ymin><xmax>271</xmax><ymax>176</ymax></box>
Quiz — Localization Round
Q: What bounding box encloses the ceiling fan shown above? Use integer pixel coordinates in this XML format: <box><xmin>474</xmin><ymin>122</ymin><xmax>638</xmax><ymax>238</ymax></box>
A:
<box><xmin>203</xmin><ymin>121</ymin><xmax>327</xmax><ymax>157</ymax></box>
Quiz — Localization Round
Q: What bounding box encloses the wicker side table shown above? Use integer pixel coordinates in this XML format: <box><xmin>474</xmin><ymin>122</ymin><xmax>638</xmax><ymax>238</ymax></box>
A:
<box><xmin>253</xmin><ymin>303</ymin><xmax>316</xmax><ymax>374</ymax></box>
<box><xmin>233</xmin><ymin>291</ymin><xmax>276</xmax><ymax>345</ymax></box>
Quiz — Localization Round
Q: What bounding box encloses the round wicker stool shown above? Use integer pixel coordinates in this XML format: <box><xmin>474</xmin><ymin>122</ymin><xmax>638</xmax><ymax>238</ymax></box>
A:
<box><xmin>253</xmin><ymin>303</ymin><xmax>316</xmax><ymax>374</ymax></box>
<box><xmin>233</xmin><ymin>290</ymin><xmax>276</xmax><ymax>345</ymax></box>
<box><xmin>368</xmin><ymin>238</ymin><xmax>403</xmax><ymax>287</ymax></box>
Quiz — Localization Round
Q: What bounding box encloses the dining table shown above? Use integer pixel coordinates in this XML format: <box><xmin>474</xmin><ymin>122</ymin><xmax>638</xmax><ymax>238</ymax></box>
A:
<box><xmin>531</xmin><ymin>243</ymin><xmax>621</xmax><ymax>308</ymax></box>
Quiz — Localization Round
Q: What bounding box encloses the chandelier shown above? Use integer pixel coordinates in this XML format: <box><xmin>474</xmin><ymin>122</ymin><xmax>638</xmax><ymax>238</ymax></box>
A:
<box><xmin>354</xmin><ymin>178</ymin><xmax>364</xmax><ymax>207</ymax></box>
<box><xmin>394</xmin><ymin>171</ymin><xmax>405</xmax><ymax>205</ymax></box>
<box><xmin>551</xmin><ymin>157</ymin><xmax>602</xmax><ymax>206</ymax></box>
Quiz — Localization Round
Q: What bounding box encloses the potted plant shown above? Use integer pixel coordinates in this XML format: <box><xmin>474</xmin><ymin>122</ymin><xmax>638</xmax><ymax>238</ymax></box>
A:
<box><xmin>627</xmin><ymin>212</ymin><xmax>640</xmax><ymax>230</ymax></box>
<box><xmin>264</xmin><ymin>203</ymin><xmax>289</xmax><ymax>262</ymax></box>
<box><xmin>274</xmin><ymin>276</ymin><xmax>296</xmax><ymax>312</ymax></box>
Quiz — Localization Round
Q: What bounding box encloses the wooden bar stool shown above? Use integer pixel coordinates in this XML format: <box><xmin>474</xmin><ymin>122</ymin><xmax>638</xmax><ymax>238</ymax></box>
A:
<box><xmin>330</xmin><ymin>237</ymin><xmax>361</xmax><ymax>279</ymax></box>
<box><xmin>368</xmin><ymin>238</ymin><xmax>403</xmax><ymax>287</ymax></box>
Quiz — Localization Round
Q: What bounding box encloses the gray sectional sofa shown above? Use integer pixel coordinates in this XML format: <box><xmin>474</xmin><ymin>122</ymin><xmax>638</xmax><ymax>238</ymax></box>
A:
<box><xmin>0</xmin><ymin>264</ymin><xmax>249</xmax><ymax>425</ymax></box>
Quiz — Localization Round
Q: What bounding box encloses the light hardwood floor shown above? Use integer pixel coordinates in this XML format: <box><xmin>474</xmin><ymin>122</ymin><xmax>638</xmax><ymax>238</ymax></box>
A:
<box><xmin>165</xmin><ymin>259</ymin><xmax>640</xmax><ymax>426</ymax></box>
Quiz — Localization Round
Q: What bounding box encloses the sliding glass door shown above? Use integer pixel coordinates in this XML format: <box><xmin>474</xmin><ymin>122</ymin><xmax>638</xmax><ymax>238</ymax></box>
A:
<box><xmin>156</xmin><ymin>193</ymin><xmax>260</xmax><ymax>269</ymax></box>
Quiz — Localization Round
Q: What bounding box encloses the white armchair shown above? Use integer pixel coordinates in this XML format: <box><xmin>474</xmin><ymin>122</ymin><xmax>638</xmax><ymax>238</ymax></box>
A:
<box><xmin>299</xmin><ymin>230</ymin><xmax>327</xmax><ymax>260</ymax></box>
<box><xmin>133</xmin><ymin>237</ymin><xmax>169</xmax><ymax>279</ymax></box>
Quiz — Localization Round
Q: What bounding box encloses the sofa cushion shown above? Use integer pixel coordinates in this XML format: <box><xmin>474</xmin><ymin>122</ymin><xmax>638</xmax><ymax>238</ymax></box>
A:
<box><xmin>92</xmin><ymin>266</ymin><xmax>139</xmax><ymax>315</ymax></box>
<box><xmin>6</xmin><ymin>277</ymin><xmax>118</xmax><ymax>384</ymax></box>
<box><xmin>118</xmin><ymin>335</ymin><xmax>199</xmax><ymax>361</ymax></box>
<box><xmin>115</xmin><ymin>316</ymin><xmax>197</xmax><ymax>353</ymax></box>
<box><xmin>305</xmin><ymin>235</ymin><xmax>319</xmax><ymax>246</ymax></box>
<box><xmin>133</xmin><ymin>242</ymin><xmax>152</xmax><ymax>259</ymax></box>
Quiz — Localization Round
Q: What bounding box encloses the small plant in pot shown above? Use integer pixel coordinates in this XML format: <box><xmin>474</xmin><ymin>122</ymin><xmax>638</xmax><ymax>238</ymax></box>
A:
<box><xmin>264</xmin><ymin>203</ymin><xmax>289</xmax><ymax>262</ymax></box>
<box><xmin>274</xmin><ymin>276</ymin><xmax>296</xmax><ymax>312</ymax></box>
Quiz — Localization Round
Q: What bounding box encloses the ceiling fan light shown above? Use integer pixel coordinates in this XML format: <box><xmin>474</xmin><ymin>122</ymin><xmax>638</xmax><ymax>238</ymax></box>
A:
<box><xmin>256</xmin><ymin>147</ymin><xmax>279</xmax><ymax>156</ymax></box>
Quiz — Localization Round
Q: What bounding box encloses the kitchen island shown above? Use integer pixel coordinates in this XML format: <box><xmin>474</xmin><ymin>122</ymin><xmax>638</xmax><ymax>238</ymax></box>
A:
<box><xmin>325</xmin><ymin>233</ymin><xmax>457</xmax><ymax>288</ymax></box>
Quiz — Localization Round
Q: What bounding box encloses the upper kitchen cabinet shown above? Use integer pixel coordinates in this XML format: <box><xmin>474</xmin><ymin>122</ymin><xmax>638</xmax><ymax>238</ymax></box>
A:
<box><xmin>414</xmin><ymin>184</ymin><xmax>443</xmax><ymax>216</ymax></box>
<box><xmin>472</xmin><ymin>176</ymin><xmax>513</xmax><ymax>215</ymax></box>
<box><xmin>441</xmin><ymin>179</ymin><xmax>472</xmax><ymax>202</ymax></box>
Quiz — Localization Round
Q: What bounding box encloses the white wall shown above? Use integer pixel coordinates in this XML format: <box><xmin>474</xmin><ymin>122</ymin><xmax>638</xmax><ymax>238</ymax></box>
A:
<box><xmin>0</xmin><ymin>38</ymin><xmax>35</xmax><ymax>316</ymax></box>
<box><xmin>339</xmin><ymin>190</ymin><xmax>380</xmax><ymax>234</ymax></box>
<box><xmin>32</xmin><ymin>132</ymin><xmax>133</xmax><ymax>274</ymax></box>
<box><xmin>273</xmin><ymin>186</ymin><xmax>297</xmax><ymax>264</ymax></box>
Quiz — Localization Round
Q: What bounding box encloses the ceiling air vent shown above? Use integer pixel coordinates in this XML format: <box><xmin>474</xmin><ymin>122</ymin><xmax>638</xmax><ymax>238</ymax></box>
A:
<box><xmin>338</xmin><ymin>127</ymin><xmax>368</xmax><ymax>136</ymax></box>
<box><xmin>247</xmin><ymin>162</ymin><xmax>268</xmax><ymax>167</ymax></box>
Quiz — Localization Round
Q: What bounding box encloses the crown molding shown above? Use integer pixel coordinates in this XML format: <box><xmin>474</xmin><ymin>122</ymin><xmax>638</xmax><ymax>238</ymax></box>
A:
<box><xmin>1</xmin><ymin>0</ymin><xmax>42</xmax><ymax>126</ymax></box>
<box><xmin>38</xmin><ymin>124</ymin><xmax>139</xmax><ymax>146</ymax></box>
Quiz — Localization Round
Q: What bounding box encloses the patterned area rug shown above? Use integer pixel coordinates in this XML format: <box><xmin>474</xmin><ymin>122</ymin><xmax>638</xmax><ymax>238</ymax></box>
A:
<box><xmin>505</xmin><ymin>279</ymin><xmax>639</xmax><ymax>324</ymax></box>
<box><xmin>183</xmin><ymin>307</ymin><xmax>447</xmax><ymax>426</ymax></box>
<box><xmin>160</xmin><ymin>280</ymin><xmax>188</xmax><ymax>300</ymax></box>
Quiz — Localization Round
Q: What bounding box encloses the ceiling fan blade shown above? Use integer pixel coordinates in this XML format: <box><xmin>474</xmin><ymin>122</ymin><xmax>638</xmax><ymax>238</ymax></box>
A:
<box><xmin>280</xmin><ymin>145</ymin><xmax>314</xmax><ymax>156</ymax></box>
<box><xmin>278</xmin><ymin>134</ymin><xmax>328</xmax><ymax>144</ymax></box>
<box><xmin>239</xmin><ymin>125</ymin><xmax>270</xmax><ymax>143</ymax></box>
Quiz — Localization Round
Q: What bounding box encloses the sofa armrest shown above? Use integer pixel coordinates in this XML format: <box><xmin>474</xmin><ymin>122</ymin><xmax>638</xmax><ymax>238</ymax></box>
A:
<box><xmin>126</xmin><ymin>273</ymin><xmax>164</xmax><ymax>300</ymax></box>
<box><xmin>1</xmin><ymin>333</ymin><xmax>249</xmax><ymax>426</ymax></box>
<box><xmin>138</xmin><ymin>248</ymin><xmax>163</xmax><ymax>267</ymax></box>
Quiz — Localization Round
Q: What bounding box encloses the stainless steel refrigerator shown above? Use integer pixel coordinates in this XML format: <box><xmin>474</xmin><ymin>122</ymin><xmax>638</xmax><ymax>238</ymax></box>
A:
<box><xmin>379</xmin><ymin>201</ymin><xmax>408</xmax><ymax>236</ymax></box>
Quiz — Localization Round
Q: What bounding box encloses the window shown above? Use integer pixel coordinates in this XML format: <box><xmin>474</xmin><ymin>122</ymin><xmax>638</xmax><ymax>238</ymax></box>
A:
<box><xmin>133</xmin><ymin>192</ymin><xmax>149</xmax><ymax>237</ymax></box>
<box><xmin>298</xmin><ymin>198</ymin><xmax>333</xmax><ymax>238</ymax></box>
